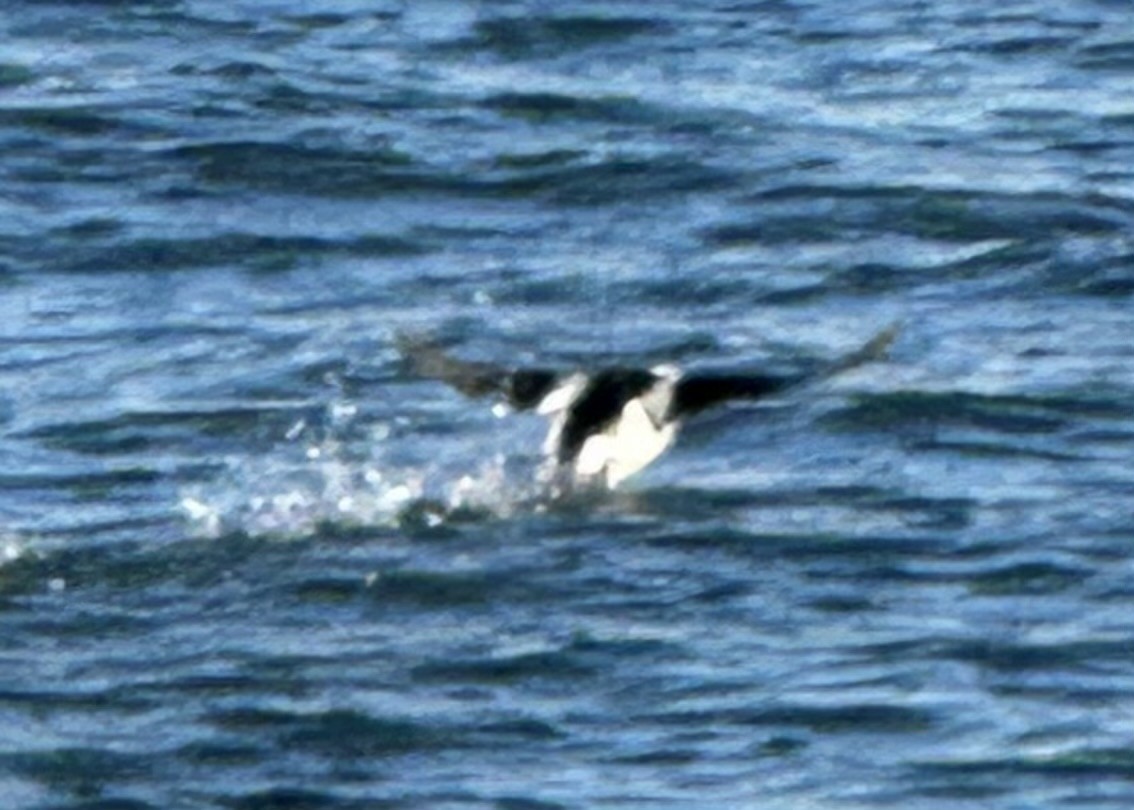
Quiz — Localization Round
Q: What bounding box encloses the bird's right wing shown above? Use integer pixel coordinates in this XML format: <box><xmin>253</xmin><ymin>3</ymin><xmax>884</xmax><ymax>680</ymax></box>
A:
<box><xmin>670</xmin><ymin>322</ymin><xmax>901</xmax><ymax>419</ymax></box>
<box><xmin>670</xmin><ymin>373</ymin><xmax>791</xmax><ymax>419</ymax></box>
<box><xmin>814</xmin><ymin>322</ymin><xmax>901</xmax><ymax>380</ymax></box>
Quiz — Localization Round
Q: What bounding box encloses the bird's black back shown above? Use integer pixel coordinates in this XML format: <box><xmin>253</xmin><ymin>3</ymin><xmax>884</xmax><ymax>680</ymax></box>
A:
<box><xmin>507</xmin><ymin>369</ymin><xmax>560</xmax><ymax>410</ymax></box>
<box><xmin>557</xmin><ymin>368</ymin><xmax>658</xmax><ymax>463</ymax></box>
<box><xmin>669</xmin><ymin>373</ymin><xmax>792</xmax><ymax>420</ymax></box>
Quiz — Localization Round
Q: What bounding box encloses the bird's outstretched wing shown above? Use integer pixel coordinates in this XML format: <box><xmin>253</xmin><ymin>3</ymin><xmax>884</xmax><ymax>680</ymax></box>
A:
<box><xmin>396</xmin><ymin>332</ymin><xmax>560</xmax><ymax>411</ymax></box>
<box><xmin>815</xmin><ymin>322</ymin><xmax>901</xmax><ymax>380</ymax></box>
<box><xmin>669</xmin><ymin>322</ymin><xmax>901</xmax><ymax>419</ymax></box>
<box><xmin>670</xmin><ymin>373</ymin><xmax>791</xmax><ymax>419</ymax></box>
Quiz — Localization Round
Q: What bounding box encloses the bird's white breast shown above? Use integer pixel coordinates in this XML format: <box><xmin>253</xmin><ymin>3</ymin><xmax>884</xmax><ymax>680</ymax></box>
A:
<box><xmin>538</xmin><ymin>371</ymin><xmax>681</xmax><ymax>490</ymax></box>
<box><xmin>575</xmin><ymin>396</ymin><xmax>678</xmax><ymax>488</ymax></box>
<box><xmin>537</xmin><ymin>373</ymin><xmax>587</xmax><ymax>457</ymax></box>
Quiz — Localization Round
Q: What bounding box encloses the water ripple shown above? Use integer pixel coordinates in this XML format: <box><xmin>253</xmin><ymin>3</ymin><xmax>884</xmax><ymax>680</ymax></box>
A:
<box><xmin>3</xmin><ymin>1</ymin><xmax>1134</xmax><ymax>808</ymax></box>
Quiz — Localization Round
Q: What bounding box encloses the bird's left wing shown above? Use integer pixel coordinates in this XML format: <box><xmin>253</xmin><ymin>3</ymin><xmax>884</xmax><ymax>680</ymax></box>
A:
<box><xmin>396</xmin><ymin>333</ymin><xmax>560</xmax><ymax>411</ymax></box>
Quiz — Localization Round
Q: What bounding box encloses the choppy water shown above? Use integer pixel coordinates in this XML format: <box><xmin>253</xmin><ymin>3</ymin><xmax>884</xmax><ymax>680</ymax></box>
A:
<box><xmin>3</xmin><ymin>1</ymin><xmax>1134</xmax><ymax>808</ymax></box>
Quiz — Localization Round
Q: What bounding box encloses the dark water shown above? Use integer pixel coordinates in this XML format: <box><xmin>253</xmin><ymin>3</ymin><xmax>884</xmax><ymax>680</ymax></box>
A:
<box><xmin>3</xmin><ymin>1</ymin><xmax>1134</xmax><ymax>807</ymax></box>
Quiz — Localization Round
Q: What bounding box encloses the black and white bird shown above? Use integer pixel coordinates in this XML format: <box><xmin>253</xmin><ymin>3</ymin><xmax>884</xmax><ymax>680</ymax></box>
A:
<box><xmin>397</xmin><ymin>326</ymin><xmax>897</xmax><ymax>491</ymax></box>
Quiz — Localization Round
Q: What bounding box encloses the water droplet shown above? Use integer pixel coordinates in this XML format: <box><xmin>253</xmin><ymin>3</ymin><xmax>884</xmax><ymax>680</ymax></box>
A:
<box><xmin>330</xmin><ymin>402</ymin><xmax>357</xmax><ymax>425</ymax></box>
<box><xmin>180</xmin><ymin>497</ymin><xmax>213</xmax><ymax>521</ymax></box>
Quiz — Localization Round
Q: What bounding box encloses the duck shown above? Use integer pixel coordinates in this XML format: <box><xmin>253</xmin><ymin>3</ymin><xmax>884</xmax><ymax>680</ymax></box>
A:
<box><xmin>397</xmin><ymin>324</ymin><xmax>897</xmax><ymax>491</ymax></box>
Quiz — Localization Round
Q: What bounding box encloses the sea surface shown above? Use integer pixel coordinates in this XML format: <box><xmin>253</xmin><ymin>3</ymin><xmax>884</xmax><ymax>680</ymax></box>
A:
<box><xmin>2</xmin><ymin>1</ymin><xmax>1134</xmax><ymax>808</ymax></box>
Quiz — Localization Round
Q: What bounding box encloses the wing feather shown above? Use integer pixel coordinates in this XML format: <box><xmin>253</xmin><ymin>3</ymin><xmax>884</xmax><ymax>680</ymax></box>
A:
<box><xmin>396</xmin><ymin>333</ymin><xmax>559</xmax><ymax>410</ymax></box>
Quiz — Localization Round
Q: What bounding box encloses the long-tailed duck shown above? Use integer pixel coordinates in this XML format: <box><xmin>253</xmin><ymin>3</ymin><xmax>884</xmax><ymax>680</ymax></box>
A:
<box><xmin>397</xmin><ymin>325</ymin><xmax>897</xmax><ymax>490</ymax></box>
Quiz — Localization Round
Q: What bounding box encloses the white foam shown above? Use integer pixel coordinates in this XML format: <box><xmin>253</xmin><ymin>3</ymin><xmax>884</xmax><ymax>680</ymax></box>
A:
<box><xmin>2</xmin><ymin>536</ymin><xmax>24</xmax><ymax>565</ymax></box>
<box><xmin>178</xmin><ymin>399</ymin><xmax>540</xmax><ymax>539</ymax></box>
<box><xmin>445</xmin><ymin>453</ymin><xmax>528</xmax><ymax>517</ymax></box>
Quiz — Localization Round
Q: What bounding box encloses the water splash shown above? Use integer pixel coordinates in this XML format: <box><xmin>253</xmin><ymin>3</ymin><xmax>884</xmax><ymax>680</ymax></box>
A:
<box><xmin>179</xmin><ymin>422</ymin><xmax>423</xmax><ymax>539</ymax></box>
<box><xmin>0</xmin><ymin>531</ymin><xmax>62</xmax><ymax>595</ymax></box>
<box><xmin>1</xmin><ymin>534</ymin><xmax>26</xmax><ymax>568</ymax></box>
<box><xmin>178</xmin><ymin>398</ymin><xmax>544</xmax><ymax>539</ymax></box>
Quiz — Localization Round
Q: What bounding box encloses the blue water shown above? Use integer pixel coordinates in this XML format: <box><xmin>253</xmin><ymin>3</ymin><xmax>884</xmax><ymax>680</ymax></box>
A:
<box><xmin>2</xmin><ymin>1</ymin><xmax>1134</xmax><ymax>808</ymax></box>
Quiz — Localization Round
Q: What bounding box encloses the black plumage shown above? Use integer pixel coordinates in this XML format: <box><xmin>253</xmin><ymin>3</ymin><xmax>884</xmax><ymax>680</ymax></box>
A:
<box><xmin>670</xmin><ymin>373</ymin><xmax>792</xmax><ymax>420</ymax></box>
<box><xmin>557</xmin><ymin>368</ymin><xmax>659</xmax><ymax>463</ymax></box>
<box><xmin>396</xmin><ymin>324</ymin><xmax>897</xmax><ymax>488</ymax></box>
